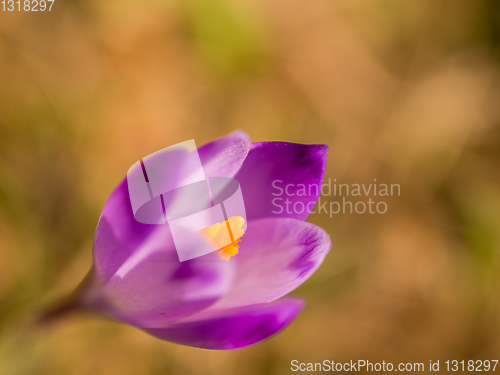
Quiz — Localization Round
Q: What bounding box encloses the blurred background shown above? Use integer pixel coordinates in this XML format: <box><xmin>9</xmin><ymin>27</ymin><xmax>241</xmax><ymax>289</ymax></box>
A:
<box><xmin>1</xmin><ymin>0</ymin><xmax>500</xmax><ymax>373</ymax></box>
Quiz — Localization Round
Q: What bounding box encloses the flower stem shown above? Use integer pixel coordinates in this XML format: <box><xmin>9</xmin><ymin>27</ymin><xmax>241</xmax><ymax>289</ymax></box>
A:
<box><xmin>33</xmin><ymin>269</ymin><xmax>96</xmax><ymax>327</ymax></box>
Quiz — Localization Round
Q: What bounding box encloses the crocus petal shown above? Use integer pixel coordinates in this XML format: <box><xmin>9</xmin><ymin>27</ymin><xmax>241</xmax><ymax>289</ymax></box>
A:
<box><xmin>93</xmin><ymin>131</ymin><xmax>251</xmax><ymax>283</ymax></box>
<box><xmin>181</xmin><ymin>218</ymin><xmax>330</xmax><ymax>321</ymax></box>
<box><xmin>94</xmin><ymin>180</ymin><xmax>157</xmax><ymax>283</ymax></box>
<box><xmin>198</xmin><ymin>130</ymin><xmax>251</xmax><ymax>178</ymax></box>
<box><xmin>95</xmin><ymin>226</ymin><xmax>235</xmax><ymax>328</ymax></box>
<box><xmin>234</xmin><ymin>142</ymin><xmax>328</xmax><ymax>220</ymax></box>
<box><xmin>142</xmin><ymin>297</ymin><xmax>304</xmax><ymax>349</ymax></box>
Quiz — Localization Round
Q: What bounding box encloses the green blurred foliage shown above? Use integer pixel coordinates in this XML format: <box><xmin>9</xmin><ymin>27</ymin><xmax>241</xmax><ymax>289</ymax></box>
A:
<box><xmin>176</xmin><ymin>0</ymin><xmax>268</xmax><ymax>77</ymax></box>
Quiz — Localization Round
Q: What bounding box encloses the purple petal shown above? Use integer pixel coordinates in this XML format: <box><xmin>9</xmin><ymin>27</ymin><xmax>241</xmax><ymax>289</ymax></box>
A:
<box><xmin>234</xmin><ymin>142</ymin><xmax>328</xmax><ymax>220</ymax></box>
<box><xmin>142</xmin><ymin>297</ymin><xmax>304</xmax><ymax>349</ymax></box>
<box><xmin>198</xmin><ymin>130</ymin><xmax>251</xmax><ymax>178</ymax></box>
<box><xmin>94</xmin><ymin>179</ymin><xmax>157</xmax><ymax>283</ymax></box>
<box><xmin>93</xmin><ymin>131</ymin><xmax>251</xmax><ymax>282</ymax></box>
<box><xmin>182</xmin><ymin>218</ymin><xmax>330</xmax><ymax>320</ymax></box>
<box><xmin>95</xmin><ymin>226</ymin><xmax>235</xmax><ymax>328</ymax></box>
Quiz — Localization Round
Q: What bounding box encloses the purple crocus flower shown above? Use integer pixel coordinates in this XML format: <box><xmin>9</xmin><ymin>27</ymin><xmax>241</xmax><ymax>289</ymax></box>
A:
<box><xmin>77</xmin><ymin>131</ymin><xmax>330</xmax><ymax>349</ymax></box>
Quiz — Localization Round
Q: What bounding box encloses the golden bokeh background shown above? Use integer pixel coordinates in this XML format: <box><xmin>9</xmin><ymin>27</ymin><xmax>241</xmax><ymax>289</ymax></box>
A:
<box><xmin>1</xmin><ymin>0</ymin><xmax>500</xmax><ymax>373</ymax></box>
